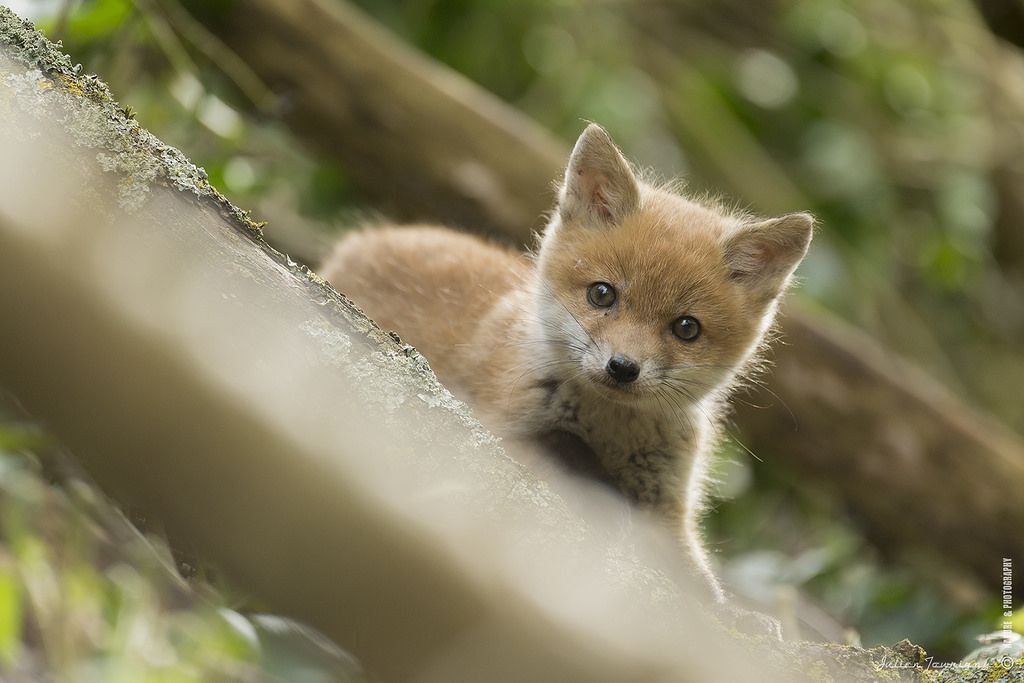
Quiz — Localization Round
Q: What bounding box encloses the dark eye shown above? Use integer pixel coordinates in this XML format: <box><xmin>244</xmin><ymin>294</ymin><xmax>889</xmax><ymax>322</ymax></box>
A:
<box><xmin>587</xmin><ymin>282</ymin><xmax>616</xmax><ymax>308</ymax></box>
<box><xmin>672</xmin><ymin>316</ymin><xmax>701</xmax><ymax>341</ymax></box>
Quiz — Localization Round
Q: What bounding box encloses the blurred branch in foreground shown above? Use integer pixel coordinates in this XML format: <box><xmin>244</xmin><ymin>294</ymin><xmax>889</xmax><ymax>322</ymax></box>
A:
<box><xmin>185</xmin><ymin>0</ymin><xmax>1024</xmax><ymax>586</ymax></box>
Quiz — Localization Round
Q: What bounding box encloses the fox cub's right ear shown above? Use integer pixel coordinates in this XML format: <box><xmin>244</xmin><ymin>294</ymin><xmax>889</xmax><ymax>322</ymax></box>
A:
<box><xmin>722</xmin><ymin>212</ymin><xmax>815</xmax><ymax>304</ymax></box>
<box><xmin>559</xmin><ymin>124</ymin><xmax>640</xmax><ymax>228</ymax></box>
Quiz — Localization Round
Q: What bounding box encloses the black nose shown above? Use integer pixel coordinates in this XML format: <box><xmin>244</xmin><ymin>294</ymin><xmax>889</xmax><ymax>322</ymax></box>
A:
<box><xmin>606</xmin><ymin>354</ymin><xmax>640</xmax><ymax>384</ymax></box>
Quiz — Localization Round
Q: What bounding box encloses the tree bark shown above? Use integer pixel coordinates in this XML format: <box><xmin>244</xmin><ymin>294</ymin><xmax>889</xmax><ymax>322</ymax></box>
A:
<box><xmin>187</xmin><ymin>0</ymin><xmax>1024</xmax><ymax>585</ymax></box>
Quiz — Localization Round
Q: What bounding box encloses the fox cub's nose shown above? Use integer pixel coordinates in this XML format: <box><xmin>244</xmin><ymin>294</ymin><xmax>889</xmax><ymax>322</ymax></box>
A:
<box><xmin>606</xmin><ymin>353</ymin><xmax>640</xmax><ymax>384</ymax></box>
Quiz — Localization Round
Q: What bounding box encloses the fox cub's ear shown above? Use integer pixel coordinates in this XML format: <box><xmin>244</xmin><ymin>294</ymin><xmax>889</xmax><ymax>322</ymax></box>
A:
<box><xmin>722</xmin><ymin>212</ymin><xmax>814</xmax><ymax>302</ymax></box>
<box><xmin>559</xmin><ymin>124</ymin><xmax>640</xmax><ymax>227</ymax></box>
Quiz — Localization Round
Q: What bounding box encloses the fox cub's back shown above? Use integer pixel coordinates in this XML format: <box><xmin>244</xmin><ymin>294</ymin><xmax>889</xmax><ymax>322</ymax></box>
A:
<box><xmin>320</xmin><ymin>225</ymin><xmax>529</xmax><ymax>385</ymax></box>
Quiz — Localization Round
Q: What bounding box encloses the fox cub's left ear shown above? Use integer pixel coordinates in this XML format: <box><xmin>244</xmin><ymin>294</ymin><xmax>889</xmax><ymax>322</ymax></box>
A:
<box><xmin>722</xmin><ymin>212</ymin><xmax>815</xmax><ymax>302</ymax></box>
<box><xmin>559</xmin><ymin>123</ymin><xmax>640</xmax><ymax>228</ymax></box>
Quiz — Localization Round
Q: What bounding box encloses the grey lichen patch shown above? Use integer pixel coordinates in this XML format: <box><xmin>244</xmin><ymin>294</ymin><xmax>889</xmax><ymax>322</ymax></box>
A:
<box><xmin>417</xmin><ymin>392</ymin><xmax>444</xmax><ymax>409</ymax></box>
<box><xmin>345</xmin><ymin>340</ymin><xmax>503</xmax><ymax>454</ymax></box>
<box><xmin>0</xmin><ymin>7</ymin><xmax>261</xmax><ymax>228</ymax></box>
<box><xmin>602</xmin><ymin>543</ymin><xmax>681</xmax><ymax>602</ymax></box>
<box><xmin>0</xmin><ymin>7</ymin><xmax>79</xmax><ymax>79</ymax></box>
<box><xmin>94</xmin><ymin>149</ymin><xmax>162</xmax><ymax>212</ymax></box>
<box><xmin>300</xmin><ymin>318</ymin><xmax>352</xmax><ymax>364</ymax></box>
<box><xmin>329</xmin><ymin>312</ymin><xmax>504</xmax><ymax>457</ymax></box>
<box><xmin>2</xmin><ymin>67</ymin><xmax>158</xmax><ymax>211</ymax></box>
<box><xmin>350</xmin><ymin>353</ymin><xmax>412</xmax><ymax>415</ymax></box>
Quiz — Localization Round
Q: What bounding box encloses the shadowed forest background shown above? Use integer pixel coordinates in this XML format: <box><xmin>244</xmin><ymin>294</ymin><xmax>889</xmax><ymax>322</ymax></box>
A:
<box><xmin>1</xmin><ymin>0</ymin><xmax>1023</xmax><ymax>679</ymax></box>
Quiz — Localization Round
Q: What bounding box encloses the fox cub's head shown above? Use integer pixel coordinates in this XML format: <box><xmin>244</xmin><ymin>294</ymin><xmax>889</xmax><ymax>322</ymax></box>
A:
<box><xmin>532</xmin><ymin>124</ymin><xmax>813</xmax><ymax>405</ymax></box>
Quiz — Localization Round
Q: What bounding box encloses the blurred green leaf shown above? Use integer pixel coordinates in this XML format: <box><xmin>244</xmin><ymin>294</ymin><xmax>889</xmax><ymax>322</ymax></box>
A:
<box><xmin>0</xmin><ymin>559</ymin><xmax>23</xmax><ymax>667</ymax></box>
<box><xmin>0</xmin><ymin>424</ymin><xmax>51</xmax><ymax>452</ymax></box>
<box><xmin>40</xmin><ymin>0</ymin><xmax>133</xmax><ymax>43</ymax></box>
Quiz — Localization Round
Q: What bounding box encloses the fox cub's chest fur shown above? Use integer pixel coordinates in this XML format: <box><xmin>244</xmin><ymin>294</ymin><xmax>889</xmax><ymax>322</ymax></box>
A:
<box><xmin>510</xmin><ymin>349</ymin><xmax>703</xmax><ymax>512</ymax></box>
<box><xmin>320</xmin><ymin>124</ymin><xmax>813</xmax><ymax>605</ymax></box>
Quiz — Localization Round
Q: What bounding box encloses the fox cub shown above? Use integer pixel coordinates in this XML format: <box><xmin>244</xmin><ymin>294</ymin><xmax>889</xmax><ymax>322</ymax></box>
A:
<box><xmin>321</xmin><ymin>124</ymin><xmax>812</xmax><ymax>611</ymax></box>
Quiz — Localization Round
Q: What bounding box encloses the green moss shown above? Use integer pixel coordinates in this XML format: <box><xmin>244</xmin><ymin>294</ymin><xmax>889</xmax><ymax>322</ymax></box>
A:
<box><xmin>305</xmin><ymin>269</ymin><xmax>328</xmax><ymax>287</ymax></box>
<box><xmin>231</xmin><ymin>207</ymin><xmax>267</xmax><ymax>235</ymax></box>
<box><xmin>54</xmin><ymin>72</ymin><xmax>82</xmax><ymax>96</ymax></box>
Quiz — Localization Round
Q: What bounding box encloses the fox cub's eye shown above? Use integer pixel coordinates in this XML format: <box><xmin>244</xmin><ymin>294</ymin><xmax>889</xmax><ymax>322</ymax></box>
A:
<box><xmin>672</xmin><ymin>316</ymin><xmax>701</xmax><ymax>341</ymax></box>
<box><xmin>587</xmin><ymin>282</ymin><xmax>617</xmax><ymax>307</ymax></box>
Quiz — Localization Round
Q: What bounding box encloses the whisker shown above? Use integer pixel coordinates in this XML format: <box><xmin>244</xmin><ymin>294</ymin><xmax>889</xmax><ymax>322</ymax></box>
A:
<box><xmin>658</xmin><ymin>379</ymin><xmax>765</xmax><ymax>464</ymax></box>
<box><xmin>502</xmin><ymin>358</ymin><xmax>581</xmax><ymax>419</ymax></box>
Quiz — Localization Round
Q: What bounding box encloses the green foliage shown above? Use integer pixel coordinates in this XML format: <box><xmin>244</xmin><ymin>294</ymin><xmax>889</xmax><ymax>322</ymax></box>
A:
<box><xmin>709</xmin><ymin>450</ymin><xmax>1010</xmax><ymax>659</ymax></box>
<box><xmin>351</xmin><ymin>0</ymin><xmax>568</xmax><ymax>103</ymax></box>
<box><xmin>40</xmin><ymin>0</ymin><xmax>132</xmax><ymax>44</ymax></box>
<box><xmin>0</xmin><ymin>423</ymin><xmax>49</xmax><ymax>452</ymax></box>
<box><xmin>0</xmin><ymin>559</ymin><xmax>23</xmax><ymax>667</ymax></box>
<box><xmin>0</xmin><ymin>420</ymin><xmax>365</xmax><ymax>681</ymax></box>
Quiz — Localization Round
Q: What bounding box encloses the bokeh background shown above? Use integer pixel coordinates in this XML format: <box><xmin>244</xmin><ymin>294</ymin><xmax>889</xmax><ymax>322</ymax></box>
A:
<box><xmin>2</xmin><ymin>0</ymin><xmax>1023</xmax><ymax>678</ymax></box>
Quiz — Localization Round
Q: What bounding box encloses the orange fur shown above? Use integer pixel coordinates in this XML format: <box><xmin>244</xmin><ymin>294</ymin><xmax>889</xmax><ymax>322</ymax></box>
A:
<box><xmin>319</xmin><ymin>124</ymin><xmax>813</xmax><ymax>606</ymax></box>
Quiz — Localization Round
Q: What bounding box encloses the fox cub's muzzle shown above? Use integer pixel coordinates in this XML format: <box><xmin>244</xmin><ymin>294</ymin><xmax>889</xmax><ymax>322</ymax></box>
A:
<box><xmin>606</xmin><ymin>353</ymin><xmax>640</xmax><ymax>384</ymax></box>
